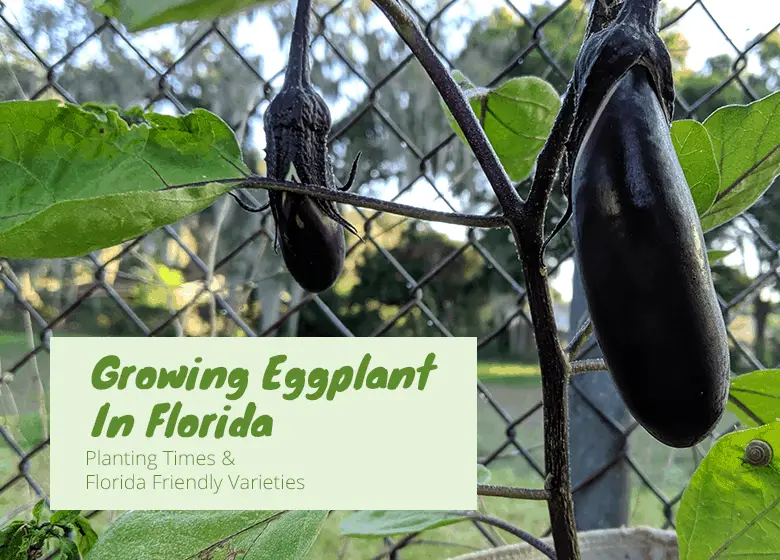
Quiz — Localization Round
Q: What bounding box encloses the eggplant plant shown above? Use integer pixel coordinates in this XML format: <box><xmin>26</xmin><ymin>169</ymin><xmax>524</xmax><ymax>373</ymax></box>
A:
<box><xmin>0</xmin><ymin>0</ymin><xmax>778</xmax><ymax>559</ymax></box>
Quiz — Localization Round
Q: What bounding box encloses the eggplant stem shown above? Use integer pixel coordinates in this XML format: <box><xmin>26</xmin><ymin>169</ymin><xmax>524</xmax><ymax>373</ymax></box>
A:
<box><xmin>159</xmin><ymin>176</ymin><xmax>507</xmax><ymax>229</ymax></box>
<box><xmin>369</xmin><ymin>0</ymin><xmax>522</xmax><ymax>220</ymax></box>
<box><xmin>228</xmin><ymin>191</ymin><xmax>270</xmax><ymax>213</ymax></box>
<box><xmin>284</xmin><ymin>0</ymin><xmax>313</xmax><ymax>89</ymax></box>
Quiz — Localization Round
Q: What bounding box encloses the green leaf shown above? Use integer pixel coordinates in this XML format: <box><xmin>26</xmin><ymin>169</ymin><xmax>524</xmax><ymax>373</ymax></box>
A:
<box><xmin>670</xmin><ymin>119</ymin><xmax>720</xmax><ymax>215</ymax></box>
<box><xmin>238</xmin><ymin>510</ymin><xmax>326</xmax><ymax>560</ymax></box>
<box><xmin>72</xmin><ymin>517</ymin><xmax>98</xmax><ymax>557</ymax></box>
<box><xmin>85</xmin><ymin>510</ymin><xmax>326</xmax><ymax>560</ymax></box>
<box><xmin>93</xmin><ymin>1</ymin><xmax>120</xmax><ymax>18</ymax></box>
<box><xmin>340</xmin><ymin>510</ymin><xmax>470</xmax><ymax>538</ymax></box>
<box><xmin>477</xmin><ymin>464</ymin><xmax>491</xmax><ymax>484</ymax></box>
<box><xmin>728</xmin><ymin>369</ymin><xmax>780</xmax><ymax>427</ymax></box>
<box><xmin>52</xmin><ymin>538</ymin><xmax>80</xmax><ymax>560</ymax></box>
<box><xmin>93</xmin><ymin>0</ymin><xmax>277</xmax><ymax>32</ymax></box>
<box><xmin>50</xmin><ymin>511</ymin><xmax>81</xmax><ymax>526</ymax></box>
<box><xmin>700</xmin><ymin>91</ymin><xmax>780</xmax><ymax>232</ymax></box>
<box><xmin>0</xmin><ymin>100</ymin><xmax>245</xmax><ymax>258</ymax></box>
<box><xmin>31</xmin><ymin>500</ymin><xmax>46</xmax><ymax>523</ymax></box>
<box><xmin>0</xmin><ymin>522</ymin><xmax>33</xmax><ymax>560</ymax></box>
<box><xmin>677</xmin><ymin>421</ymin><xmax>780</xmax><ymax>558</ymax></box>
<box><xmin>442</xmin><ymin>71</ymin><xmax>561</xmax><ymax>182</ymax></box>
<box><xmin>707</xmin><ymin>248</ymin><xmax>736</xmax><ymax>265</ymax></box>
<box><xmin>0</xmin><ymin>520</ymin><xmax>25</xmax><ymax>546</ymax></box>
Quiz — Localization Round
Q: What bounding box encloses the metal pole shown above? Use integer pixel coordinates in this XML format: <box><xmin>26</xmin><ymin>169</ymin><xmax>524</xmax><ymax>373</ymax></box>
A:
<box><xmin>567</xmin><ymin>261</ymin><xmax>631</xmax><ymax>529</ymax></box>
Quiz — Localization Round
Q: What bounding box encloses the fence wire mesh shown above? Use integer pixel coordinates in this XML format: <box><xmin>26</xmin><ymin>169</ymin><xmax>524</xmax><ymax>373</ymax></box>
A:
<box><xmin>0</xmin><ymin>0</ymin><xmax>778</xmax><ymax>557</ymax></box>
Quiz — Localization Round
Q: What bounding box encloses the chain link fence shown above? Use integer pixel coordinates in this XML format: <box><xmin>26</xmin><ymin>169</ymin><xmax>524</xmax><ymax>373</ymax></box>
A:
<box><xmin>0</xmin><ymin>0</ymin><xmax>778</xmax><ymax>557</ymax></box>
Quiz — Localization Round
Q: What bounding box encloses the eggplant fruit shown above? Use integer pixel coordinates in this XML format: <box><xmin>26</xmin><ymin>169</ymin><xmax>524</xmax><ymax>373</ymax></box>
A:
<box><xmin>571</xmin><ymin>66</ymin><xmax>730</xmax><ymax>448</ymax></box>
<box><xmin>264</xmin><ymin>0</ymin><xmax>354</xmax><ymax>293</ymax></box>
<box><xmin>269</xmin><ymin>189</ymin><xmax>346</xmax><ymax>294</ymax></box>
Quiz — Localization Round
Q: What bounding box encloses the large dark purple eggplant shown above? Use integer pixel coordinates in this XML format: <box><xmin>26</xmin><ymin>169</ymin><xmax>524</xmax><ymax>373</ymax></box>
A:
<box><xmin>264</xmin><ymin>0</ymin><xmax>357</xmax><ymax>293</ymax></box>
<box><xmin>571</xmin><ymin>65</ymin><xmax>730</xmax><ymax>448</ymax></box>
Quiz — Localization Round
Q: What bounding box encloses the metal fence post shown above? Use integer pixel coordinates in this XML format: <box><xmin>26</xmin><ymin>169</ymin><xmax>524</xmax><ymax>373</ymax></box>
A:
<box><xmin>567</xmin><ymin>261</ymin><xmax>631</xmax><ymax>529</ymax></box>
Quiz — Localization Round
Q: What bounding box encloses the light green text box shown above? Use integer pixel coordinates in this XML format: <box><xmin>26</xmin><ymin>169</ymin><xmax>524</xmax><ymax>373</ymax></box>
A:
<box><xmin>49</xmin><ymin>337</ymin><xmax>476</xmax><ymax>510</ymax></box>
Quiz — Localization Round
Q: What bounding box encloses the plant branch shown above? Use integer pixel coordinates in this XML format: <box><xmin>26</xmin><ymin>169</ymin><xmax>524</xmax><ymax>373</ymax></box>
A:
<box><xmin>512</xmin><ymin>45</ymin><xmax>581</xmax><ymax>560</ymax></box>
<box><xmin>525</xmin><ymin>92</ymin><xmax>576</xmax><ymax>219</ymax></box>
<box><xmin>515</xmin><ymin>231</ymin><xmax>579</xmax><ymax>559</ymax></box>
<box><xmin>363</xmin><ymin>1</ymin><xmax>579</xmax><ymax>558</ymax></box>
<box><xmin>478</xmin><ymin>484</ymin><xmax>549</xmax><ymax>500</ymax></box>
<box><xmin>512</xmin><ymin>1</ymin><xmax>627</xmax><ymax>556</ymax></box>
<box><xmin>571</xmin><ymin>358</ymin><xmax>606</xmax><ymax>375</ymax></box>
<box><xmin>449</xmin><ymin>512</ymin><xmax>557</xmax><ymax>559</ymax></box>
<box><xmin>364</xmin><ymin>1</ymin><xmax>632</xmax><ymax>559</ymax></box>
<box><xmin>566</xmin><ymin>318</ymin><xmax>593</xmax><ymax>360</ymax></box>
<box><xmin>166</xmin><ymin>176</ymin><xmax>507</xmax><ymax>228</ymax></box>
<box><xmin>369</xmin><ymin>533</ymin><xmax>418</xmax><ymax>560</ymax></box>
<box><xmin>369</xmin><ymin>0</ymin><xmax>522</xmax><ymax>219</ymax></box>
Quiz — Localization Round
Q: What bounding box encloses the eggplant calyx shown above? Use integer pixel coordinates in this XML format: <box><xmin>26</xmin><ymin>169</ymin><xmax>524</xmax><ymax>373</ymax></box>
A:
<box><xmin>570</xmin><ymin>0</ymin><xmax>674</xmax><ymax>162</ymax></box>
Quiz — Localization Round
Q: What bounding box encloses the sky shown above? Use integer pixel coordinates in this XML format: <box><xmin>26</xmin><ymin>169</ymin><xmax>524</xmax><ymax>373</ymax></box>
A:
<box><xmin>2</xmin><ymin>0</ymin><xmax>777</xmax><ymax>302</ymax></box>
<box><xmin>665</xmin><ymin>0</ymin><xmax>779</xmax><ymax>72</ymax></box>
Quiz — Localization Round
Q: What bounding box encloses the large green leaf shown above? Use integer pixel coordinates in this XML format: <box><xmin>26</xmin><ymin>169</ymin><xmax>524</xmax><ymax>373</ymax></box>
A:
<box><xmin>442</xmin><ymin>71</ymin><xmax>561</xmax><ymax>182</ymax></box>
<box><xmin>340</xmin><ymin>510</ymin><xmax>469</xmax><ymax>538</ymax></box>
<box><xmin>677</xmin><ymin>422</ymin><xmax>780</xmax><ymax>558</ymax></box>
<box><xmin>86</xmin><ymin>510</ymin><xmax>327</xmax><ymax>560</ymax></box>
<box><xmin>728</xmin><ymin>369</ymin><xmax>780</xmax><ymax>427</ymax></box>
<box><xmin>671</xmin><ymin>119</ymin><xmax>720</xmax><ymax>215</ymax></box>
<box><xmin>93</xmin><ymin>0</ymin><xmax>276</xmax><ymax>32</ymax></box>
<box><xmin>700</xmin><ymin>91</ymin><xmax>780</xmax><ymax>232</ymax></box>
<box><xmin>0</xmin><ymin>100</ymin><xmax>246</xmax><ymax>258</ymax></box>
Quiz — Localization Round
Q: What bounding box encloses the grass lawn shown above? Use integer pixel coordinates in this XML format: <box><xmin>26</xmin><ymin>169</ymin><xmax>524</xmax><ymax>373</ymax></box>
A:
<box><xmin>476</xmin><ymin>362</ymin><xmax>541</xmax><ymax>386</ymax></box>
<box><xmin>477</xmin><ymin>362</ymin><xmax>540</xmax><ymax>377</ymax></box>
<box><xmin>0</xmin><ymin>331</ymin><xmax>27</xmax><ymax>344</ymax></box>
